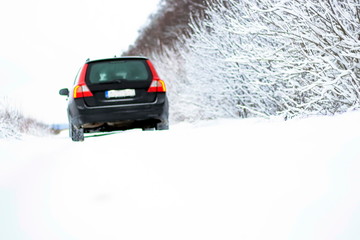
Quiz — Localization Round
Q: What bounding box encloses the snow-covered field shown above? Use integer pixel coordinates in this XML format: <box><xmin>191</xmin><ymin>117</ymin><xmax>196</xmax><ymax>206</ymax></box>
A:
<box><xmin>1</xmin><ymin>112</ymin><xmax>360</xmax><ymax>240</ymax></box>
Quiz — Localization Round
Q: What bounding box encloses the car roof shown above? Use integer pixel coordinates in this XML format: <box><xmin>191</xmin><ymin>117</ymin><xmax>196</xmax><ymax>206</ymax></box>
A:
<box><xmin>86</xmin><ymin>56</ymin><xmax>149</xmax><ymax>63</ymax></box>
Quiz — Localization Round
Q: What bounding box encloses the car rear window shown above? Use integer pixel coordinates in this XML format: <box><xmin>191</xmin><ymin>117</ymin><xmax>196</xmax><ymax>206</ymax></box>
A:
<box><xmin>87</xmin><ymin>60</ymin><xmax>150</xmax><ymax>84</ymax></box>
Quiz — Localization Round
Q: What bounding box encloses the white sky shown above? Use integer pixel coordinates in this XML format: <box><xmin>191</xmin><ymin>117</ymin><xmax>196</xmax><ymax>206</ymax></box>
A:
<box><xmin>0</xmin><ymin>0</ymin><xmax>160</xmax><ymax>123</ymax></box>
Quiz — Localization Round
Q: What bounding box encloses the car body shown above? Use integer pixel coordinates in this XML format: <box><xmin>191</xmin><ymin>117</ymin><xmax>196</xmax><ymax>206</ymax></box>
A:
<box><xmin>59</xmin><ymin>56</ymin><xmax>169</xmax><ymax>141</ymax></box>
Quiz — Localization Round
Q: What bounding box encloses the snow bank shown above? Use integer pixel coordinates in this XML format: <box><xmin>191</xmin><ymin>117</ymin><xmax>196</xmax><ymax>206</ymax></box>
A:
<box><xmin>0</xmin><ymin>97</ymin><xmax>53</xmax><ymax>138</ymax></box>
<box><xmin>0</xmin><ymin>111</ymin><xmax>360</xmax><ymax>240</ymax></box>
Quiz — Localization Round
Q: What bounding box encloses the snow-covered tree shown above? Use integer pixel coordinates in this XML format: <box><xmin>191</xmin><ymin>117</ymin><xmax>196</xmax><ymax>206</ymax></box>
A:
<box><xmin>135</xmin><ymin>0</ymin><xmax>360</xmax><ymax>121</ymax></box>
<box><xmin>178</xmin><ymin>0</ymin><xmax>360</xmax><ymax>119</ymax></box>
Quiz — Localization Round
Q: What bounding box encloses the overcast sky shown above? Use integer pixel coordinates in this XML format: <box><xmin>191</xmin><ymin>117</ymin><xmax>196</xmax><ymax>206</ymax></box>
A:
<box><xmin>0</xmin><ymin>0</ymin><xmax>160</xmax><ymax>123</ymax></box>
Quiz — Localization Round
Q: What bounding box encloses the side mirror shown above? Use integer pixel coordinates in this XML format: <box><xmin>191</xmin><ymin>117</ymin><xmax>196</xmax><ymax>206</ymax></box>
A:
<box><xmin>59</xmin><ymin>88</ymin><xmax>69</xmax><ymax>96</ymax></box>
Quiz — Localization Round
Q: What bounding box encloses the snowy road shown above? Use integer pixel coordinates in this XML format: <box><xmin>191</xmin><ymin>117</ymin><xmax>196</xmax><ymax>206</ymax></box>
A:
<box><xmin>1</xmin><ymin>113</ymin><xmax>360</xmax><ymax>240</ymax></box>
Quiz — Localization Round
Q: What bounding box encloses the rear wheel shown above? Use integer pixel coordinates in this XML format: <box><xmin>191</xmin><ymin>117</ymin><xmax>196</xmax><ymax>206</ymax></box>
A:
<box><xmin>142</xmin><ymin>127</ymin><xmax>155</xmax><ymax>131</ymax></box>
<box><xmin>156</xmin><ymin>122</ymin><xmax>169</xmax><ymax>130</ymax></box>
<box><xmin>70</xmin><ymin>123</ymin><xmax>84</xmax><ymax>142</ymax></box>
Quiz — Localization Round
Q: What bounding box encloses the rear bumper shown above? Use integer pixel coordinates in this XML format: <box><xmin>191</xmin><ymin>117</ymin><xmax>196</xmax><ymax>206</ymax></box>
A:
<box><xmin>68</xmin><ymin>94</ymin><xmax>168</xmax><ymax>128</ymax></box>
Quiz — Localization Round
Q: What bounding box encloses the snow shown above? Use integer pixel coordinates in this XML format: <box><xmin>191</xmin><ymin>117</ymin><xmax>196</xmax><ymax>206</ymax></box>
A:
<box><xmin>1</xmin><ymin>112</ymin><xmax>360</xmax><ymax>240</ymax></box>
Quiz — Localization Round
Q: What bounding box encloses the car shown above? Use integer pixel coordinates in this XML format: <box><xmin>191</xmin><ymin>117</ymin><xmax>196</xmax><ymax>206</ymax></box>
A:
<box><xmin>59</xmin><ymin>56</ymin><xmax>169</xmax><ymax>141</ymax></box>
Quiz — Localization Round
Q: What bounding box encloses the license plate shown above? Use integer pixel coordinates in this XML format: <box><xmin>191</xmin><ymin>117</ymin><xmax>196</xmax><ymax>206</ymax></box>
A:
<box><xmin>105</xmin><ymin>89</ymin><xmax>136</xmax><ymax>99</ymax></box>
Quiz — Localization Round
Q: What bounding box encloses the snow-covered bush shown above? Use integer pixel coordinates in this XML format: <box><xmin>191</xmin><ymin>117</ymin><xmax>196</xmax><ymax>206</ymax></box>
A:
<box><xmin>149</xmin><ymin>0</ymin><xmax>360</xmax><ymax>121</ymax></box>
<box><xmin>181</xmin><ymin>0</ymin><xmax>360</xmax><ymax>119</ymax></box>
<box><xmin>0</xmin><ymin>97</ymin><xmax>53</xmax><ymax>139</ymax></box>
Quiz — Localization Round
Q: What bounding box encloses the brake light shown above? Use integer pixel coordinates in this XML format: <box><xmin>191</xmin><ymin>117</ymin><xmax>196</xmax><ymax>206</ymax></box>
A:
<box><xmin>148</xmin><ymin>79</ymin><xmax>166</xmax><ymax>92</ymax></box>
<box><xmin>73</xmin><ymin>85</ymin><xmax>93</xmax><ymax>98</ymax></box>
<box><xmin>73</xmin><ymin>64</ymin><xmax>93</xmax><ymax>98</ymax></box>
<box><xmin>146</xmin><ymin>60</ymin><xmax>166</xmax><ymax>93</ymax></box>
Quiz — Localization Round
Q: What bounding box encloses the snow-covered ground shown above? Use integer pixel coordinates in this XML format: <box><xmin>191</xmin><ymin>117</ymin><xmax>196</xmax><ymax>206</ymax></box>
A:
<box><xmin>1</xmin><ymin>112</ymin><xmax>360</xmax><ymax>240</ymax></box>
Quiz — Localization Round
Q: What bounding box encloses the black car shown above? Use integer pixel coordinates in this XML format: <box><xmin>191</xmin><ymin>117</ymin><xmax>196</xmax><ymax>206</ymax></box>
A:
<box><xmin>59</xmin><ymin>57</ymin><xmax>169</xmax><ymax>141</ymax></box>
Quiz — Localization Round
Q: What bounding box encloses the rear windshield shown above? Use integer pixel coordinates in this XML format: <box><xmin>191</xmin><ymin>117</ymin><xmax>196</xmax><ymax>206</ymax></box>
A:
<box><xmin>87</xmin><ymin>60</ymin><xmax>150</xmax><ymax>84</ymax></box>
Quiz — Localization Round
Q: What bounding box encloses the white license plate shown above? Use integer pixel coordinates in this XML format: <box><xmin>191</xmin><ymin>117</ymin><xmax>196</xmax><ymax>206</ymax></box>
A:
<box><xmin>105</xmin><ymin>89</ymin><xmax>136</xmax><ymax>99</ymax></box>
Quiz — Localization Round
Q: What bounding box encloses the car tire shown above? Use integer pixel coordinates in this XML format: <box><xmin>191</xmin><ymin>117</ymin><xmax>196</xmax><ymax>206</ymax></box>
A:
<box><xmin>142</xmin><ymin>127</ymin><xmax>155</xmax><ymax>131</ymax></box>
<box><xmin>70</xmin><ymin>123</ymin><xmax>84</xmax><ymax>142</ymax></box>
<box><xmin>156</xmin><ymin>122</ymin><xmax>169</xmax><ymax>130</ymax></box>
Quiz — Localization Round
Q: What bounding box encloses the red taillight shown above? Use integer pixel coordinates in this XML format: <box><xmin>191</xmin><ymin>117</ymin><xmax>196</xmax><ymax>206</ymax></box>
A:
<box><xmin>73</xmin><ymin>64</ymin><xmax>93</xmax><ymax>98</ymax></box>
<box><xmin>73</xmin><ymin>85</ymin><xmax>93</xmax><ymax>98</ymax></box>
<box><xmin>146</xmin><ymin>60</ymin><xmax>166</xmax><ymax>93</ymax></box>
<box><xmin>148</xmin><ymin>79</ymin><xmax>166</xmax><ymax>92</ymax></box>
